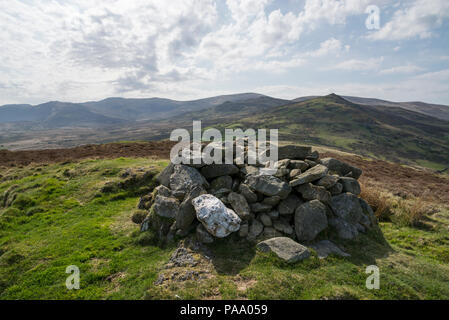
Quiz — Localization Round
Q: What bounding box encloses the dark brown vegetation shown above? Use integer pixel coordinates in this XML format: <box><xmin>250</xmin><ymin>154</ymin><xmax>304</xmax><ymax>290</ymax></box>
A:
<box><xmin>0</xmin><ymin>141</ymin><xmax>177</xmax><ymax>168</ymax></box>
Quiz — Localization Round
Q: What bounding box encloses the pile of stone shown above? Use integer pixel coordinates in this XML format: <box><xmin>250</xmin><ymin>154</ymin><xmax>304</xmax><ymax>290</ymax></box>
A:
<box><xmin>135</xmin><ymin>144</ymin><xmax>377</xmax><ymax>261</ymax></box>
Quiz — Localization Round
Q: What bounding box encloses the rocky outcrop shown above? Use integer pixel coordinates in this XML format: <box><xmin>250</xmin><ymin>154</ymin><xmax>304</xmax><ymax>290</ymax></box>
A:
<box><xmin>135</xmin><ymin>144</ymin><xmax>376</xmax><ymax>262</ymax></box>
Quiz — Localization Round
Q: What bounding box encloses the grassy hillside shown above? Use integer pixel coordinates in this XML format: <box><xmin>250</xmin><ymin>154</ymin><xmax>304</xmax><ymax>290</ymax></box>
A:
<box><xmin>208</xmin><ymin>94</ymin><xmax>449</xmax><ymax>170</ymax></box>
<box><xmin>1</xmin><ymin>156</ymin><xmax>449</xmax><ymax>299</ymax></box>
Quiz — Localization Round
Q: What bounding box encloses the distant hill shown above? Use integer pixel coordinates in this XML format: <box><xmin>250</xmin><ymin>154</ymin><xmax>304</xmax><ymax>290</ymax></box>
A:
<box><xmin>293</xmin><ymin>95</ymin><xmax>449</xmax><ymax>121</ymax></box>
<box><xmin>211</xmin><ymin>94</ymin><xmax>449</xmax><ymax>169</ymax></box>
<box><xmin>1</xmin><ymin>93</ymin><xmax>448</xmax><ymax>170</ymax></box>
<box><xmin>0</xmin><ymin>93</ymin><xmax>265</xmax><ymax>126</ymax></box>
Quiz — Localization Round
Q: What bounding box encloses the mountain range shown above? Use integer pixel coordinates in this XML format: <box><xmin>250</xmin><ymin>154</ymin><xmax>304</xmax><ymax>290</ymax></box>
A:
<box><xmin>0</xmin><ymin>93</ymin><xmax>448</xmax><ymax>170</ymax></box>
<box><xmin>1</xmin><ymin>93</ymin><xmax>449</xmax><ymax>126</ymax></box>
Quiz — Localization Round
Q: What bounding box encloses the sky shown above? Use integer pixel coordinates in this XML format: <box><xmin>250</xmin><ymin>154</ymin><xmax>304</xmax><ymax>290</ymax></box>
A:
<box><xmin>1</xmin><ymin>0</ymin><xmax>449</xmax><ymax>106</ymax></box>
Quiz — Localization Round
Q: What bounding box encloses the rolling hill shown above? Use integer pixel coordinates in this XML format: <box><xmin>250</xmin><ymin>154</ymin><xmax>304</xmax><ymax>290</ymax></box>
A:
<box><xmin>203</xmin><ymin>94</ymin><xmax>449</xmax><ymax>169</ymax></box>
<box><xmin>0</xmin><ymin>93</ymin><xmax>265</xmax><ymax>125</ymax></box>
<box><xmin>1</xmin><ymin>93</ymin><xmax>448</xmax><ymax>170</ymax></box>
<box><xmin>293</xmin><ymin>95</ymin><xmax>449</xmax><ymax>121</ymax></box>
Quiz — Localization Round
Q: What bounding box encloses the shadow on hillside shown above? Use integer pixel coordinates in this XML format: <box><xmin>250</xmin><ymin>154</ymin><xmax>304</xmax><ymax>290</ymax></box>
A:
<box><xmin>207</xmin><ymin>238</ymin><xmax>257</xmax><ymax>275</ymax></box>
<box><xmin>342</xmin><ymin>225</ymin><xmax>395</xmax><ymax>266</ymax></box>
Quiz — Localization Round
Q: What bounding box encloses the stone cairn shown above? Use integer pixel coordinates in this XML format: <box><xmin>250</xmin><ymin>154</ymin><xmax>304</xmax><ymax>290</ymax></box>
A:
<box><xmin>134</xmin><ymin>142</ymin><xmax>377</xmax><ymax>262</ymax></box>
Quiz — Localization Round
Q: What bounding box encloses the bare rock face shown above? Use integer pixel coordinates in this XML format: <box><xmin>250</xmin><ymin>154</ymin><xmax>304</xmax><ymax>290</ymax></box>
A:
<box><xmin>227</xmin><ymin>192</ymin><xmax>251</xmax><ymax>220</ymax></box>
<box><xmin>238</xmin><ymin>183</ymin><xmax>258</xmax><ymax>203</ymax></box>
<box><xmin>200</xmin><ymin>164</ymin><xmax>239</xmax><ymax>179</ymax></box>
<box><xmin>294</xmin><ymin>200</ymin><xmax>328</xmax><ymax>242</ymax></box>
<box><xmin>176</xmin><ymin>186</ymin><xmax>207</xmax><ymax>231</ymax></box>
<box><xmin>289</xmin><ymin>164</ymin><xmax>329</xmax><ymax>187</ymax></box>
<box><xmin>196</xmin><ymin>224</ymin><xmax>214</xmax><ymax>244</ymax></box>
<box><xmin>245</xmin><ymin>174</ymin><xmax>291</xmax><ymax>198</ymax></box>
<box><xmin>328</xmin><ymin>193</ymin><xmax>374</xmax><ymax>239</ymax></box>
<box><xmin>278</xmin><ymin>194</ymin><xmax>302</xmax><ymax>215</ymax></box>
<box><xmin>316</xmin><ymin>175</ymin><xmax>339</xmax><ymax>189</ymax></box>
<box><xmin>192</xmin><ymin>194</ymin><xmax>241</xmax><ymax>238</ymax></box>
<box><xmin>153</xmin><ymin>195</ymin><xmax>180</xmax><ymax>219</ymax></box>
<box><xmin>320</xmin><ymin>158</ymin><xmax>362</xmax><ymax>180</ymax></box>
<box><xmin>339</xmin><ymin>177</ymin><xmax>361</xmax><ymax>195</ymax></box>
<box><xmin>137</xmin><ymin>144</ymin><xmax>377</xmax><ymax>249</ymax></box>
<box><xmin>248</xmin><ymin>219</ymin><xmax>264</xmax><ymax>241</ymax></box>
<box><xmin>257</xmin><ymin>237</ymin><xmax>310</xmax><ymax>263</ymax></box>
<box><xmin>156</xmin><ymin>163</ymin><xmax>174</xmax><ymax>187</ymax></box>
<box><xmin>297</xmin><ymin>183</ymin><xmax>331</xmax><ymax>202</ymax></box>
<box><xmin>170</xmin><ymin>165</ymin><xmax>209</xmax><ymax>200</ymax></box>
<box><xmin>210</xmin><ymin>175</ymin><xmax>233</xmax><ymax>191</ymax></box>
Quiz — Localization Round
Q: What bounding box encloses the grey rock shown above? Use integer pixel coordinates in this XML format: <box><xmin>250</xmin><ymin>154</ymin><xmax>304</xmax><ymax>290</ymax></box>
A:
<box><xmin>273</xmin><ymin>219</ymin><xmax>294</xmax><ymax>235</ymax></box>
<box><xmin>305</xmin><ymin>160</ymin><xmax>318</xmax><ymax>168</ymax></box>
<box><xmin>289</xmin><ymin>160</ymin><xmax>309</xmax><ymax>171</ymax></box>
<box><xmin>316</xmin><ymin>175</ymin><xmax>339</xmax><ymax>189</ymax></box>
<box><xmin>275</xmin><ymin>159</ymin><xmax>291</xmax><ymax>169</ymax></box>
<box><xmin>262</xmin><ymin>196</ymin><xmax>281</xmax><ymax>206</ymax></box>
<box><xmin>231</xmin><ymin>179</ymin><xmax>241</xmax><ymax>192</ymax></box>
<box><xmin>212</xmin><ymin>188</ymin><xmax>231</xmax><ymax>198</ymax></box>
<box><xmin>320</xmin><ymin>158</ymin><xmax>362</xmax><ymax>180</ymax></box>
<box><xmin>339</xmin><ymin>177</ymin><xmax>361</xmax><ymax>195</ymax></box>
<box><xmin>239</xmin><ymin>183</ymin><xmax>258</xmax><ymax>203</ymax></box>
<box><xmin>250</xmin><ymin>202</ymin><xmax>272</xmax><ymax>213</ymax></box>
<box><xmin>359</xmin><ymin>198</ymin><xmax>377</xmax><ymax>227</ymax></box>
<box><xmin>170</xmin><ymin>165</ymin><xmax>209</xmax><ymax>200</ymax></box>
<box><xmin>240</xmin><ymin>165</ymin><xmax>260</xmax><ymax>176</ymax></box>
<box><xmin>257</xmin><ymin>237</ymin><xmax>310</xmax><ymax>263</ymax></box>
<box><xmin>201</xmin><ymin>164</ymin><xmax>239</xmax><ymax>179</ymax></box>
<box><xmin>248</xmin><ymin>219</ymin><xmax>264</xmax><ymax>240</ymax></box>
<box><xmin>289</xmin><ymin>164</ymin><xmax>329</xmax><ymax>187</ymax></box>
<box><xmin>239</xmin><ymin>222</ymin><xmax>249</xmax><ymax>238</ymax></box>
<box><xmin>267</xmin><ymin>210</ymin><xmax>280</xmax><ymax>219</ymax></box>
<box><xmin>210</xmin><ymin>175</ymin><xmax>233</xmax><ymax>191</ymax></box>
<box><xmin>278</xmin><ymin>145</ymin><xmax>312</xmax><ymax>160</ymax></box>
<box><xmin>274</xmin><ymin>168</ymin><xmax>290</xmax><ymax>178</ymax></box>
<box><xmin>154</xmin><ymin>185</ymin><xmax>172</xmax><ymax>197</ymax></box>
<box><xmin>329</xmin><ymin>182</ymin><xmax>343</xmax><ymax>195</ymax></box>
<box><xmin>295</xmin><ymin>200</ymin><xmax>328</xmax><ymax>242</ymax></box>
<box><xmin>306</xmin><ymin>150</ymin><xmax>320</xmax><ymax>161</ymax></box>
<box><xmin>296</xmin><ymin>183</ymin><xmax>331</xmax><ymax>204</ymax></box>
<box><xmin>329</xmin><ymin>217</ymin><xmax>359</xmax><ymax>240</ymax></box>
<box><xmin>192</xmin><ymin>194</ymin><xmax>241</xmax><ymax>238</ymax></box>
<box><xmin>309</xmin><ymin>240</ymin><xmax>350</xmax><ymax>259</ymax></box>
<box><xmin>153</xmin><ymin>195</ymin><xmax>180</xmax><ymax>219</ymax></box>
<box><xmin>245</xmin><ymin>174</ymin><xmax>291</xmax><ymax>198</ymax></box>
<box><xmin>289</xmin><ymin>169</ymin><xmax>302</xmax><ymax>179</ymax></box>
<box><xmin>156</xmin><ymin>163</ymin><xmax>174</xmax><ymax>187</ymax></box>
<box><xmin>196</xmin><ymin>224</ymin><xmax>214</xmax><ymax>244</ymax></box>
<box><xmin>278</xmin><ymin>194</ymin><xmax>302</xmax><ymax>215</ymax></box>
<box><xmin>228</xmin><ymin>192</ymin><xmax>251</xmax><ymax>220</ymax></box>
<box><xmin>262</xmin><ymin>227</ymin><xmax>282</xmax><ymax>239</ymax></box>
<box><xmin>259</xmin><ymin>213</ymin><xmax>273</xmax><ymax>227</ymax></box>
<box><xmin>330</xmin><ymin>193</ymin><xmax>364</xmax><ymax>226</ymax></box>
<box><xmin>175</xmin><ymin>186</ymin><xmax>206</xmax><ymax>231</ymax></box>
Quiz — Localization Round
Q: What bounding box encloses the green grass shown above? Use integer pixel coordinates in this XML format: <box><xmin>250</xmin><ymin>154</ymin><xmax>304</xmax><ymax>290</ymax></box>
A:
<box><xmin>1</xmin><ymin>159</ymin><xmax>449</xmax><ymax>300</ymax></box>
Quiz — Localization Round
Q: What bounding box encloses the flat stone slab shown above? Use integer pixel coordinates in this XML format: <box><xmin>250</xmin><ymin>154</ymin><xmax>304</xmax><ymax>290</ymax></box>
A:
<box><xmin>256</xmin><ymin>237</ymin><xmax>310</xmax><ymax>263</ymax></box>
<box><xmin>309</xmin><ymin>240</ymin><xmax>350</xmax><ymax>259</ymax></box>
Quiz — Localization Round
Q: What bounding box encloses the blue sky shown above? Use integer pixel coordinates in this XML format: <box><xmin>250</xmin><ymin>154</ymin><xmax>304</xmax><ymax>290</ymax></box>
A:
<box><xmin>1</xmin><ymin>0</ymin><xmax>449</xmax><ymax>105</ymax></box>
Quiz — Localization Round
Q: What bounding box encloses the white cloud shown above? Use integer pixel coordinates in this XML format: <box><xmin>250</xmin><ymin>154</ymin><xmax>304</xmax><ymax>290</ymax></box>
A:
<box><xmin>368</xmin><ymin>0</ymin><xmax>449</xmax><ymax>40</ymax></box>
<box><xmin>329</xmin><ymin>57</ymin><xmax>384</xmax><ymax>71</ymax></box>
<box><xmin>0</xmin><ymin>0</ymin><xmax>448</xmax><ymax>105</ymax></box>
<box><xmin>379</xmin><ymin>65</ymin><xmax>424</xmax><ymax>75</ymax></box>
<box><xmin>306</xmin><ymin>38</ymin><xmax>344</xmax><ymax>57</ymax></box>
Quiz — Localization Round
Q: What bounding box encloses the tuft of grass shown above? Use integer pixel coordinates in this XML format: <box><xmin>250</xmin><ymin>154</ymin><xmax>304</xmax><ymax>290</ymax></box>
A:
<box><xmin>360</xmin><ymin>184</ymin><xmax>393</xmax><ymax>221</ymax></box>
